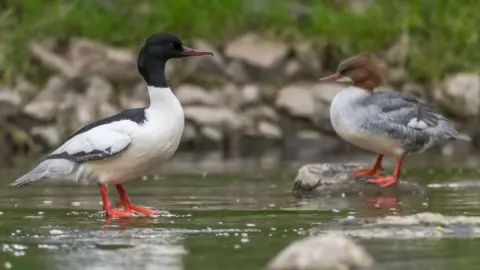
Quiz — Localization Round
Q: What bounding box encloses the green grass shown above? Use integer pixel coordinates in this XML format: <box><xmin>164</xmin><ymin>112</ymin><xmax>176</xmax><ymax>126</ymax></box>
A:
<box><xmin>1</xmin><ymin>0</ymin><xmax>479</xmax><ymax>82</ymax></box>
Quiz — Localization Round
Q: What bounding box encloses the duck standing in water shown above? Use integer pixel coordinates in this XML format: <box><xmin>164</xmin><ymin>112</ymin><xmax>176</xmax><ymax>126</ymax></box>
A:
<box><xmin>319</xmin><ymin>52</ymin><xmax>470</xmax><ymax>187</ymax></box>
<box><xmin>9</xmin><ymin>33</ymin><xmax>213</xmax><ymax>217</ymax></box>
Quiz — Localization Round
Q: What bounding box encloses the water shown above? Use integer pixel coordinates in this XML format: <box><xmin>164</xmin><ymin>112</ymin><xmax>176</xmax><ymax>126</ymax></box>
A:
<box><xmin>2</xmin><ymin>159</ymin><xmax>480</xmax><ymax>270</ymax></box>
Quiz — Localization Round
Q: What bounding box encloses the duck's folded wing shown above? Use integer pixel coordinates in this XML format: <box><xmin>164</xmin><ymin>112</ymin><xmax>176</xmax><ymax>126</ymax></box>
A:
<box><xmin>47</xmin><ymin>126</ymin><xmax>132</xmax><ymax>163</ymax></box>
<box><xmin>363</xmin><ymin>92</ymin><xmax>441</xmax><ymax>130</ymax></box>
<box><xmin>9</xmin><ymin>126</ymin><xmax>133</xmax><ymax>187</ymax></box>
<box><xmin>360</xmin><ymin>92</ymin><xmax>469</xmax><ymax>152</ymax></box>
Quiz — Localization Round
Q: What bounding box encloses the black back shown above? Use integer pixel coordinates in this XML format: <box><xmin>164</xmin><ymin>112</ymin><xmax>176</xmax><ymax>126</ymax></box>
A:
<box><xmin>67</xmin><ymin>108</ymin><xmax>146</xmax><ymax>139</ymax></box>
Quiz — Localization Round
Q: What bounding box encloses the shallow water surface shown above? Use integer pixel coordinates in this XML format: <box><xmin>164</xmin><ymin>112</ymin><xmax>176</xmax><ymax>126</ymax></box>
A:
<box><xmin>1</xmin><ymin>165</ymin><xmax>480</xmax><ymax>269</ymax></box>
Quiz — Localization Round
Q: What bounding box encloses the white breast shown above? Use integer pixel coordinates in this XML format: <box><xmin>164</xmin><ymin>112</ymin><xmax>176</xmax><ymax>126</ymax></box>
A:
<box><xmin>329</xmin><ymin>86</ymin><xmax>404</xmax><ymax>155</ymax></box>
<box><xmin>84</xmin><ymin>86</ymin><xmax>185</xmax><ymax>184</ymax></box>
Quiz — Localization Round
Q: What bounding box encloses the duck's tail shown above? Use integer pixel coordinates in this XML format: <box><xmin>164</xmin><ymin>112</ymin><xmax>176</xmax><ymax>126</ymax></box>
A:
<box><xmin>454</xmin><ymin>133</ymin><xmax>472</xmax><ymax>141</ymax></box>
<box><xmin>9</xmin><ymin>159</ymin><xmax>78</xmax><ymax>187</ymax></box>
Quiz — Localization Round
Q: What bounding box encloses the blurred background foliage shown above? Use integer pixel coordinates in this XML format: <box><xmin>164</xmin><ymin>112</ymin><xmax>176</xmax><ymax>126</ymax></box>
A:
<box><xmin>0</xmin><ymin>0</ymin><xmax>479</xmax><ymax>81</ymax></box>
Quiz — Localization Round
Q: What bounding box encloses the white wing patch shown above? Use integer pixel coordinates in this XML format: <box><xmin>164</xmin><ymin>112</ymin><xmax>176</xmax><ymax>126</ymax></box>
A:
<box><xmin>407</xmin><ymin>117</ymin><xmax>428</xmax><ymax>130</ymax></box>
<box><xmin>49</xmin><ymin>121</ymin><xmax>137</xmax><ymax>162</ymax></box>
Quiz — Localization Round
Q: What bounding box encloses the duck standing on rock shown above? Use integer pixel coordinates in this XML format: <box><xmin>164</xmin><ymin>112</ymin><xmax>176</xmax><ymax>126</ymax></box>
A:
<box><xmin>9</xmin><ymin>33</ymin><xmax>213</xmax><ymax>217</ymax></box>
<box><xmin>319</xmin><ymin>52</ymin><xmax>470</xmax><ymax>187</ymax></box>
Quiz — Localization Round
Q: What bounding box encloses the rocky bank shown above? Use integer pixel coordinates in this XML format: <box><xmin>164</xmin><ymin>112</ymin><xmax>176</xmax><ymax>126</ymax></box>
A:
<box><xmin>0</xmin><ymin>33</ymin><xmax>477</xmax><ymax>163</ymax></box>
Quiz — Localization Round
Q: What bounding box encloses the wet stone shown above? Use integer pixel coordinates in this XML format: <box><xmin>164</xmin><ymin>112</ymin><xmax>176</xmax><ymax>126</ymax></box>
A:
<box><xmin>266</xmin><ymin>233</ymin><xmax>374</xmax><ymax>270</ymax></box>
<box><xmin>292</xmin><ymin>163</ymin><xmax>426</xmax><ymax>198</ymax></box>
<box><xmin>316</xmin><ymin>213</ymin><xmax>480</xmax><ymax>240</ymax></box>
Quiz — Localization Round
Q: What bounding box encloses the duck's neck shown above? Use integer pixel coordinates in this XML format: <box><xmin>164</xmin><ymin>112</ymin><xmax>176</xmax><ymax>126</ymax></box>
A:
<box><xmin>147</xmin><ymin>86</ymin><xmax>180</xmax><ymax>110</ymax></box>
<box><xmin>335</xmin><ymin>86</ymin><xmax>372</xmax><ymax>106</ymax></box>
<box><xmin>141</xmin><ymin>58</ymin><xmax>168</xmax><ymax>88</ymax></box>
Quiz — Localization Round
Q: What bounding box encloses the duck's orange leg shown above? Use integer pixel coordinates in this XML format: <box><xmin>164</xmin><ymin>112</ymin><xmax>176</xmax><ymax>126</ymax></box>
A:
<box><xmin>99</xmin><ymin>184</ymin><xmax>134</xmax><ymax>217</ymax></box>
<box><xmin>115</xmin><ymin>184</ymin><xmax>161</xmax><ymax>216</ymax></box>
<box><xmin>349</xmin><ymin>154</ymin><xmax>384</xmax><ymax>178</ymax></box>
<box><xmin>368</xmin><ymin>156</ymin><xmax>403</xmax><ymax>188</ymax></box>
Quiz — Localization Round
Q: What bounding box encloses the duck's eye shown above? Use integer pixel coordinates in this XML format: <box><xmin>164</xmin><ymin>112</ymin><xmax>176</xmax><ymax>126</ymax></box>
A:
<box><xmin>340</xmin><ymin>66</ymin><xmax>354</xmax><ymax>75</ymax></box>
<box><xmin>169</xmin><ymin>42</ymin><xmax>175</xmax><ymax>48</ymax></box>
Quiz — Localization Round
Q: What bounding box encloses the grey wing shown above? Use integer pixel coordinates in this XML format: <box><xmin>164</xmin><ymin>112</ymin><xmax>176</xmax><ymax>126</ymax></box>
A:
<box><xmin>9</xmin><ymin>127</ymin><xmax>132</xmax><ymax>187</ymax></box>
<box><xmin>363</xmin><ymin>92</ymin><xmax>441</xmax><ymax>129</ymax></box>
<box><xmin>48</xmin><ymin>126</ymin><xmax>132</xmax><ymax>163</ymax></box>
<box><xmin>361</xmin><ymin>92</ymin><xmax>457</xmax><ymax>152</ymax></box>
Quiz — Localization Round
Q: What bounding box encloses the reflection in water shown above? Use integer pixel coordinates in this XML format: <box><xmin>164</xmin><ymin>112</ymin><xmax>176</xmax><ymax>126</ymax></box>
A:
<box><xmin>48</xmin><ymin>228</ymin><xmax>186</xmax><ymax>270</ymax></box>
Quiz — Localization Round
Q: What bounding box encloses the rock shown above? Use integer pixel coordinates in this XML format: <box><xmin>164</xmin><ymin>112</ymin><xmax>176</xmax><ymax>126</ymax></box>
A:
<box><xmin>344</xmin><ymin>0</ymin><xmax>375</xmax><ymax>15</ymax></box>
<box><xmin>74</xmin><ymin>95</ymin><xmax>96</xmax><ymax>128</ymax></box>
<box><xmin>276</xmin><ymin>82</ymin><xmax>343</xmax><ymax>125</ymax></box>
<box><xmin>266</xmin><ymin>233</ymin><xmax>374</xmax><ymax>270</ymax></box>
<box><xmin>12</xmin><ymin>77</ymin><xmax>37</xmax><ymax>102</ymax></box>
<box><xmin>283</xmin><ymin>60</ymin><xmax>302</xmax><ymax>78</ymax></box>
<box><xmin>224</xmin><ymin>33</ymin><xmax>289</xmax><ymax>69</ymax></box>
<box><xmin>0</xmin><ymin>86</ymin><xmax>22</xmax><ymax>117</ymax></box>
<box><xmin>120</xmin><ymin>82</ymin><xmax>149</xmax><ymax>109</ymax></box>
<box><xmin>375</xmin><ymin>212</ymin><xmax>480</xmax><ymax>226</ymax></box>
<box><xmin>319</xmin><ymin>212</ymin><xmax>480</xmax><ymax>240</ymax></box>
<box><xmin>387</xmin><ymin>67</ymin><xmax>408</xmax><ymax>85</ymax></box>
<box><xmin>243</xmin><ymin>105</ymin><xmax>280</xmax><ymax>123</ymax></box>
<box><xmin>184</xmin><ymin>106</ymin><xmax>242</xmax><ymax>129</ymax></box>
<box><xmin>292</xmin><ymin>163</ymin><xmax>425</xmax><ymax>198</ymax></box>
<box><xmin>297</xmin><ymin>130</ymin><xmax>323</xmax><ymax>140</ymax></box>
<box><xmin>183</xmin><ymin>39</ymin><xmax>224</xmax><ymax>77</ymax></box>
<box><xmin>311</xmin><ymin>82</ymin><xmax>345</xmax><ymax>106</ymax></box>
<box><xmin>201</xmin><ymin>126</ymin><xmax>223</xmax><ymax>142</ymax></box>
<box><xmin>258</xmin><ymin>121</ymin><xmax>282</xmax><ymax>139</ymax></box>
<box><xmin>438</xmin><ymin>73</ymin><xmax>480</xmax><ymax>117</ymax></box>
<box><xmin>293</xmin><ymin>41</ymin><xmax>322</xmax><ymax>75</ymax></box>
<box><xmin>31</xmin><ymin>125</ymin><xmax>61</xmax><ymax>147</ymax></box>
<box><xmin>212</xmin><ymin>83</ymin><xmax>242</xmax><ymax>111</ymax></box>
<box><xmin>68</xmin><ymin>38</ymin><xmax>138</xmax><ymax>83</ymax></box>
<box><xmin>384</xmin><ymin>32</ymin><xmax>409</xmax><ymax>66</ymax></box>
<box><xmin>85</xmin><ymin>76</ymin><xmax>114</xmax><ymax>102</ymax></box>
<box><xmin>29</xmin><ymin>41</ymin><xmax>77</xmax><ymax>79</ymax></box>
<box><xmin>23</xmin><ymin>76</ymin><xmax>69</xmax><ymax>121</ymax></box>
<box><xmin>98</xmin><ymin>102</ymin><xmax>119</xmax><ymax>119</ymax></box>
<box><xmin>276</xmin><ymin>84</ymin><xmax>315</xmax><ymax>117</ymax></box>
<box><xmin>225</xmin><ymin>61</ymin><xmax>250</xmax><ymax>83</ymax></box>
<box><xmin>241</xmin><ymin>84</ymin><xmax>262</xmax><ymax>106</ymax></box>
<box><xmin>175</xmin><ymin>84</ymin><xmax>218</xmax><ymax>106</ymax></box>
<box><xmin>182</xmin><ymin>123</ymin><xmax>197</xmax><ymax>142</ymax></box>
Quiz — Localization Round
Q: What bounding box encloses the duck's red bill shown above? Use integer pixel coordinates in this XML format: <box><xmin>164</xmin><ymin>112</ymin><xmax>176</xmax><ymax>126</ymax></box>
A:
<box><xmin>182</xmin><ymin>46</ymin><xmax>213</xmax><ymax>56</ymax></box>
<box><xmin>318</xmin><ymin>72</ymin><xmax>342</xmax><ymax>82</ymax></box>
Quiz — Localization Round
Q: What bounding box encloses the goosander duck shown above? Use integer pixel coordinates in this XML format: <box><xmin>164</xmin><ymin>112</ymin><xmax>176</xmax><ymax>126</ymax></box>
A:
<box><xmin>9</xmin><ymin>33</ymin><xmax>213</xmax><ymax>217</ymax></box>
<box><xmin>319</xmin><ymin>52</ymin><xmax>470</xmax><ymax>187</ymax></box>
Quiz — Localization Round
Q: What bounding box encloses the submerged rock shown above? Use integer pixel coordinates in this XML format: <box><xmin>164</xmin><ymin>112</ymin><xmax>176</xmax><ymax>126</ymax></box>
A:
<box><xmin>375</xmin><ymin>212</ymin><xmax>480</xmax><ymax>226</ymax></box>
<box><xmin>316</xmin><ymin>212</ymin><xmax>480</xmax><ymax>239</ymax></box>
<box><xmin>292</xmin><ymin>163</ymin><xmax>425</xmax><ymax>198</ymax></box>
<box><xmin>266</xmin><ymin>233</ymin><xmax>374</xmax><ymax>270</ymax></box>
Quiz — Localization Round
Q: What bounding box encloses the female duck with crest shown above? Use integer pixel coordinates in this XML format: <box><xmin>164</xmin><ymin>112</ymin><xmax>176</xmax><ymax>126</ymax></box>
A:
<box><xmin>9</xmin><ymin>33</ymin><xmax>213</xmax><ymax>217</ymax></box>
<box><xmin>319</xmin><ymin>52</ymin><xmax>470</xmax><ymax>187</ymax></box>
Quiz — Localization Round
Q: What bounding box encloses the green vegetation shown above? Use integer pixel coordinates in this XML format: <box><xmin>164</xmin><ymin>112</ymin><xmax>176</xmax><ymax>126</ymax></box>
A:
<box><xmin>1</xmin><ymin>0</ymin><xmax>479</xmax><ymax>81</ymax></box>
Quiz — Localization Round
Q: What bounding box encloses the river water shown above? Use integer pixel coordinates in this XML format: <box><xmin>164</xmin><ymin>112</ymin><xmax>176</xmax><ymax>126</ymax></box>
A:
<box><xmin>1</xmin><ymin>153</ymin><xmax>480</xmax><ymax>270</ymax></box>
